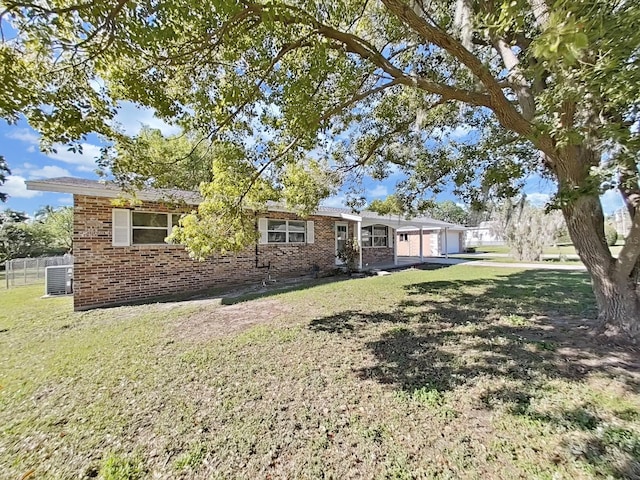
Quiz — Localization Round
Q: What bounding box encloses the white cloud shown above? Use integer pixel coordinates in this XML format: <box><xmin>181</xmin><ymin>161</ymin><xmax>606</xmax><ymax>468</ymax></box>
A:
<box><xmin>46</xmin><ymin>143</ymin><xmax>102</xmax><ymax>170</ymax></box>
<box><xmin>6</xmin><ymin>128</ymin><xmax>39</xmax><ymax>145</ymax></box>
<box><xmin>28</xmin><ymin>165</ymin><xmax>71</xmax><ymax>179</ymax></box>
<box><xmin>3</xmin><ymin>175</ymin><xmax>41</xmax><ymax>199</ymax></box>
<box><xmin>321</xmin><ymin>195</ymin><xmax>347</xmax><ymax>208</ymax></box>
<box><xmin>113</xmin><ymin>101</ymin><xmax>181</xmax><ymax>137</ymax></box>
<box><xmin>600</xmin><ymin>189</ymin><xmax>624</xmax><ymax>215</ymax></box>
<box><xmin>367</xmin><ymin>184</ymin><xmax>388</xmax><ymax>199</ymax></box>
<box><xmin>26</xmin><ymin>145</ymin><xmax>36</xmax><ymax>153</ymax></box>
<box><xmin>57</xmin><ymin>195</ymin><xmax>73</xmax><ymax>205</ymax></box>
<box><xmin>526</xmin><ymin>192</ymin><xmax>551</xmax><ymax>207</ymax></box>
<box><xmin>431</xmin><ymin>124</ymin><xmax>475</xmax><ymax>141</ymax></box>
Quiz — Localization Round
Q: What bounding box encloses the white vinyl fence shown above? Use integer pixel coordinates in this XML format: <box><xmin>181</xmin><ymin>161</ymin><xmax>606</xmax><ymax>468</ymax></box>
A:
<box><xmin>4</xmin><ymin>254</ymin><xmax>73</xmax><ymax>288</ymax></box>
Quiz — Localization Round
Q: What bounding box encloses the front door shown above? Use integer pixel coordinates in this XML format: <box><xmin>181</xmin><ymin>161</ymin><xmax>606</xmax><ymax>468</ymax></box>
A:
<box><xmin>335</xmin><ymin>223</ymin><xmax>348</xmax><ymax>265</ymax></box>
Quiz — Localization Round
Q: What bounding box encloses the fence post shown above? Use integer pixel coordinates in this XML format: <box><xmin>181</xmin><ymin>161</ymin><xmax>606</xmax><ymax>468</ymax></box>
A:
<box><xmin>5</xmin><ymin>260</ymin><xmax>9</xmax><ymax>289</ymax></box>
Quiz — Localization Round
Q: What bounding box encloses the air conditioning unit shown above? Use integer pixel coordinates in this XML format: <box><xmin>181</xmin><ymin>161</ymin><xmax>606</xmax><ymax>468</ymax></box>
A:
<box><xmin>45</xmin><ymin>265</ymin><xmax>74</xmax><ymax>296</ymax></box>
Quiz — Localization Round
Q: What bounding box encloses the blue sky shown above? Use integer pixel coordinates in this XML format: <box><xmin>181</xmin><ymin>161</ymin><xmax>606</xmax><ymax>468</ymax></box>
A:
<box><xmin>0</xmin><ymin>107</ymin><xmax>625</xmax><ymax>217</ymax></box>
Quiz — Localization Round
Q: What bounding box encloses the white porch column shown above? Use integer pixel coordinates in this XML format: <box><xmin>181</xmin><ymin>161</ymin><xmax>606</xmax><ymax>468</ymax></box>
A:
<box><xmin>393</xmin><ymin>228</ymin><xmax>398</xmax><ymax>265</ymax></box>
<box><xmin>419</xmin><ymin>227</ymin><xmax>424</xmax><ymax>262</ymax></box>
<box><xmin>444</xmin><ymin>227</ymin><xmax>449</xmax><ymax>259</ymax></box>
<box><xmin>357</xmin><ymin>220</ymin><xmax>363</xmax><ymax>270</ymax></box>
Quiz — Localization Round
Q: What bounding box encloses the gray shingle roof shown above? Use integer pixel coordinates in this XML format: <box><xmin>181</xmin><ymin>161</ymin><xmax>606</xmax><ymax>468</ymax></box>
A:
<box><xmin>26</xmin><ymin>177</ymin><xmax>465</xmax><ymax>229</ymax></box>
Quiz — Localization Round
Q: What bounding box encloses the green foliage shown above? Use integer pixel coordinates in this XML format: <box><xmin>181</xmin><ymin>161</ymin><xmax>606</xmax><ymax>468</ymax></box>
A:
<box><xmin>99</xmin><ymin>452</ymin><xmax>146</xmax><ymax>480</ymax></box>
<box><xmin>336</xmin><ymin>238</ymin><xmax>360</xmax><ymax>273</ymax></box>
<box><xmin>36</xmin><ymin>206</ymin><xmax>73</xmax><ymax>252</ymax></box>
<box><xmin>426</xmin><ymin>201</ymin><xmax>469</xmax><ymax>225</ymax></box>
<box><xmin>3</xmin><ymin>0</ymin><xmax>640</xmax><ymax>327</ymax></box>
<box><xmin>0</xmin><ymin>156</ymin><xmax>9</xmax><ymax>202</ymax></box>
<box><xmin>102</xmin><ymin>127</ymin><xmax>213</xmax><ymax>191</ymax></box>
<box><xmin>605</xmin><ymin>224</ymin><xmax>618</xmax><ymax>247</ymax></box>
<box><xmin>495</xmin><ymin>199</ymin><xmax>566</xmax><ymax>262</ymax></box>
<box><xmin>367</xmin><ymin>195</ymin><xmax>406</xmax><ymax>216</ymax></box>
<box><xmin>0</xmin><ymin>207</ymin><xmax>71</xmax><ymax>262</ymax></box>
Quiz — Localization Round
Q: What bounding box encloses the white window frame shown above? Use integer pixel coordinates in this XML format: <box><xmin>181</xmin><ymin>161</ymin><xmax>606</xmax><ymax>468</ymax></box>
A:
<box><xmin>266</xmin><ymin>219</ymin><xmax>307</xmax><ymax>244</ymax></box>
<box><xmin>361</xmin><ymin>225</ymin><xmax>389</xmax><ymax>248</ymax></box>
<box><xmin>399</xmin><ymin>233</ymin><xmax>409</xmax><ymax>242</ymax></box>
<box><xmin>130</xmin><ymin>212</ymin><xmax>181</xmax><ymax>246</ymax></box>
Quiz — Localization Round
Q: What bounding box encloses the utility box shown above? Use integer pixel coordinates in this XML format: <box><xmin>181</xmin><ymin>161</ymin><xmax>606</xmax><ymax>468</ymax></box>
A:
<box><xmin>45</xmin><ymin>265</ymin><xmax>74</xmax><ymax>296</ymax></box>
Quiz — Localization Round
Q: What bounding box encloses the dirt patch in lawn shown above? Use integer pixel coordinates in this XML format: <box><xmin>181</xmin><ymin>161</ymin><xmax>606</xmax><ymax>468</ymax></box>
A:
<box><xmin>171</xmin><ymin>298</ymin><xmax>293</xmax><ymax>342</ymax></box>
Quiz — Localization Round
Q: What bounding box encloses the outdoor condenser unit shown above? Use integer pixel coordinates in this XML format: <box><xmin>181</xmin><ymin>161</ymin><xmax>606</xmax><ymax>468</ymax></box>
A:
<box><xmin>45</xmin><ymin>265</ymin><xmax>74</xmax><ymax>296</ymax></box>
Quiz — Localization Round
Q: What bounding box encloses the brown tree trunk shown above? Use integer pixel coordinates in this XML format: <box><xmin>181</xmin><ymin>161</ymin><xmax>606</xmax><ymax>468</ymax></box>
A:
<box><xmin>561</xmin><ymin>190</ymin><xmax>640</xmax><ymax>343</ymax></box>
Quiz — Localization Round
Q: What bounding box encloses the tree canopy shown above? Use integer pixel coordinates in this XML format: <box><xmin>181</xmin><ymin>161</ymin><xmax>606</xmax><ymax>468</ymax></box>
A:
<box><xmin>1</xmin><ymin>0</ymin><xmax>639</xmax><ymax>338</ymax></box>
<box><xmin>0</xmin><ymin>155</ymin><xmax>9</xmax><ymax>202</ymax></box>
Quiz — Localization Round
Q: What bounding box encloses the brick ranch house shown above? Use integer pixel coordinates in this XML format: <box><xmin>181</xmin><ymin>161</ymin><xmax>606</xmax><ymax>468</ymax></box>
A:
<box><xmin>27</xmin><ymin>177</ymin><xmax>465</xmax><ymax>310</ymax></box>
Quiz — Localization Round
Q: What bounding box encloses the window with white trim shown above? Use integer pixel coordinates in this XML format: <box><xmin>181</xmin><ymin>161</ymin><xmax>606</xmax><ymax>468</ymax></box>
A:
<box><xmin>267</xmin><ymin>219</ymin><xmax>306</xmax><ymax>243</ymax></box>
<box><xmin>399</xmin><ymin>233</ymin><xmax>408</xmax><ymax>241</ymax></box>
<box><xmin>361</xmin><ymin>225</ymin><xmax>388</xmax><ymax>247</ymax></box>
<box><xmin>131</xmin><ymin>212</ymin><xmax>181</xmax><ymax>245</ymax></box>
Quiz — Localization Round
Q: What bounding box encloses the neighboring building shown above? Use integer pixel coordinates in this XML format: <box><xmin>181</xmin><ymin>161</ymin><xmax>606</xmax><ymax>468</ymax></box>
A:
<box><xmin>26</xmin><ymin>178</ymin><xmax>465</xmax><ymax>310</ymax></box>
<box><xmin>396</xmin><ymin>225</ymin><xmax>466</xmax><ymax>257</ymax></box>
<box><xmin>613</xmin><ymin>207</ymin><xmax>631</xmax><ymax>237</ymax></box>
<box><xmin>464</xmin><ymin>220</ymin><xmax>504</xmax><ymax>246</ymax></box>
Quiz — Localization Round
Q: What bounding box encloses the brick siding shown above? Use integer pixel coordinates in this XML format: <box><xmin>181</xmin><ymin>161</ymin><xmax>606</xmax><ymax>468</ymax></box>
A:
<box><xmin>73</xmin><ymin>195</ymin><xmax>352</xmax><ymax>310</ymax></box>
<box><xmin>362</xmin><ymin>246</ymin><xmax>394</xmax><ymax>266</ymax></box>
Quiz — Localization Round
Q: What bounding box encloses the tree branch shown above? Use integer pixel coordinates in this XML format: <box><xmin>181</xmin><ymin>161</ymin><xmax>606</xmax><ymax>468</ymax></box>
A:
<box><xmin>381</xmin><ymin>0</ymin><xmax>534</xmax><ymax>137</ymax></box>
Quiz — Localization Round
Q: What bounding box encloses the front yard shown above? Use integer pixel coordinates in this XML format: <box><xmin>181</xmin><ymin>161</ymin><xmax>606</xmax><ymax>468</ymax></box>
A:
<box><xmin>1</xmin><ymin>265</ymin><xmax>639</xmax><ymax>479</ymax></box>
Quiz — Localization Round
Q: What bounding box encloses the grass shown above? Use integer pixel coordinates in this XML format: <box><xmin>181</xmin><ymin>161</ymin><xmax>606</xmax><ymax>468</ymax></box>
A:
<box><xmin>1</xmin><ymin>265</ymin><xmax>639</xmax><ymax>479</ymax></box>
<box><xmin>476</xmin><ymin>244</ymin><xmax>623</xmax><ymax>257</ymax></box>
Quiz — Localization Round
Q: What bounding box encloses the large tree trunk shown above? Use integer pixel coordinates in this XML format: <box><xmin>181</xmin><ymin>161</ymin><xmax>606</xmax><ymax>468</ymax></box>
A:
<box><xmin>560</xmin><ymin>186</ymin><xmax>640</xmax><ymax>343</ymax></box>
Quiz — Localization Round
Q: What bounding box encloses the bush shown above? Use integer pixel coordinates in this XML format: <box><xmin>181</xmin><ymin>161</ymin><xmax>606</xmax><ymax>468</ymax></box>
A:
<box><xmin>605</xmin><ymin>225</ymin><xmax>618</xmax><ymax>246</ymax></box>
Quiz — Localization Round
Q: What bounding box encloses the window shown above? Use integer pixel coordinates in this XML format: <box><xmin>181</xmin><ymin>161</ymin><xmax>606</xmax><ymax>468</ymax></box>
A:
<box><xmin>132</xmin><ymin>212</ymin><xmax>181</xmax><ymax>245</ymax></box>
<box><xmin>361</xmin><ymin>225</ymin><xmax>388</xmax><ymax>247</ymax></box>
<box><xmin>267</xmin><ymin>219</ymin><xmax>306</xmax><ymax>243</ymax></box>
<box><xmin>399</xmin><ymin>233</ymin><xmax>408</xmax><ymax>242</ymax></box>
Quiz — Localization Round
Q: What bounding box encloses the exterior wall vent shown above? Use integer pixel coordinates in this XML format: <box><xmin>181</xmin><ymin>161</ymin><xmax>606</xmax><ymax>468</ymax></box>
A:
<box><xmin>45</xmin><ymin>265</ymin><xmax>74</xmax><ymax>296</ymax></box>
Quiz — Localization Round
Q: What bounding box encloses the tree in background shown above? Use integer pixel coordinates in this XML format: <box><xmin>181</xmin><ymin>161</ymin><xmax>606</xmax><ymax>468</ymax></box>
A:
<box><xmin>0</xmin><ymin>207</ymin><xmax>72</xmax><ymax>262</ymax></box>
<box><xmin>495</xmin><ymin>198</ymin><xmax>566</xmax><ymax>262</ymax></box>
<box><xmin>37</xmin><ymin>206</ymin><xmax>73</xmax><ymax>253</ymax></box>
<box><xmin>367</xmin><ymin>195</ymin><xmax>406</xmax><ymax>217</ymax></box>
<box><xmin>369</xmin><ymin>196</ymin><xmax>469</xmax><ymax>225</ymax></box>
<box><xmin>1</xmin><ymin>1</ymin><xmax>639</xmax><ymax>339</ymax></box>
<box><xmin>426</xmin><ymin>201</ymin><xmax>469</xmax><ymax>225</ymax></box>
<box><xmin>0</xmin><ymin>156</ymin><xmax>10</xmax><ymax>202</ymax></box>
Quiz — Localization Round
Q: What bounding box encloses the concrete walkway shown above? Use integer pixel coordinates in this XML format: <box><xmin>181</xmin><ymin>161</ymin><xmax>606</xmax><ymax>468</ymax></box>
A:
<box><xmin>370</xmin><ymin>256</ymin><xmax>587</xmax><ymax>271</ymax></box>
<box><xmin>424</xmin><ymin>257</ymin><xmax>587</xmax><ymax>271</ymax></box>
<box><xmin>460</xmin><ymin>252</ymin><xmax>582</xmax><ymax>261</ymax></box>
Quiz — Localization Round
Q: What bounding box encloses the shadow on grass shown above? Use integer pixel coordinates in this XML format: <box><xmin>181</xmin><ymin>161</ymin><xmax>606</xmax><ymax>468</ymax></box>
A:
<box><xmin>308</xmin><ymin>268</ymin><xmax>640</xmax><ymax>476</ymax></box>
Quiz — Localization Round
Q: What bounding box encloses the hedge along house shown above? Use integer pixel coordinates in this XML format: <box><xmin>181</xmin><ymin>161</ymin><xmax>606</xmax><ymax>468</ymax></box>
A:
<box><xmin>27</xmin><ymin>177</ymin><xmax>464</xmax><ymax>310</ymax></box>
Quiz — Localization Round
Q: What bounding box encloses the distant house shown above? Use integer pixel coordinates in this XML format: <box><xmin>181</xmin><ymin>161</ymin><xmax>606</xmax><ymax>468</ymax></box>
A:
<box><xmin>613</xmin><ymin>208</ymin><xmax>631</xmax><ymax>237</ymax></box>
<box><xmin>396</xmin><ymin>223</ymin><xmax>466</xmax><ymax>257</ymax></box>
<box><xmin>464</xmin><ymin>220</ymin><xmax>504</xmax><ymax>246</ymax></box>
<box><xmin>27</xmin><ymin>178</ymin><xmax>465</xmax><ymax>310</ymax></box>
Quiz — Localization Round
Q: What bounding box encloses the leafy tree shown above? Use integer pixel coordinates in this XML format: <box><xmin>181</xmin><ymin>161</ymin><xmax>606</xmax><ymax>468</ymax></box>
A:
<box><xmin>369</xmin><ymin>196</ymin><xmax>469</xmax><ymax>225</ymax></box>
<box><xmin>605</xmin><ymin>224</ymin><xmax>618</xmax><ymax>247</ymax></box>
<box><xmin>1</xmin><ymin>1</ymin><xmax>640</xmax><ymax>339</ymax></box>
<box><xmin>36</xmin><ymin>206</ymin><xmax>74</xmax><ymax>252</ymax></box>
<box><xmin>367</xmin><ymin>195</ymin><xmax>406</xmax><ymax>216</ymax></box>
<box><xmin>0</xmin><ymin>209</ymin><xmax>28</xmax><ymax>225</ymax></box>
<box><xmin>495</xmin><ymin>198</ymin><xmax>565</xmax><ymax>262</ymax></box>
<box><xmin>0</xmin><ymin>156</ymin><xmax>9</xmax><ymax>202</ymax></box>
<box><xmin>0</xmin><ymin>210</ymin><xmax>50</xmax><ymax>261</ymax></box>
<box><xmin>426</xmin><ymin>201</ymin><xmax>469</xmax><ymax>225</ymax></box>
<box><xmin>100</xmin><ymin>127</ymin><xmax>214</xmax><ymax>191</ymax></box>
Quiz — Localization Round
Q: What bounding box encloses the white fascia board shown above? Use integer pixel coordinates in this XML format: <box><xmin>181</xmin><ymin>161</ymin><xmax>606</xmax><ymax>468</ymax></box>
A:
<box><xmin>340</xmin><ymin>213</ymin><xmax>362</xmax><ymax>222</ymax></box>
<box><xmin>26</xmin><ymin>179</ymin><xmax>203</xmax><ymax>204</ymax></box>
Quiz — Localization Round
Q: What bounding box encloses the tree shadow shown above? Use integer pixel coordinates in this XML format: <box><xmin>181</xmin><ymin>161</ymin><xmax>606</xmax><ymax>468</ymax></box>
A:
<box><xmin>307</xmin><ymin>268</ymin><xmax>640</xmax><ymax>475</ymax></box>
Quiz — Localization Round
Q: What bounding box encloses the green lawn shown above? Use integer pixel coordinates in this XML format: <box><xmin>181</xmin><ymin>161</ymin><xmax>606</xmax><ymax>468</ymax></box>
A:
<box><xmin>1</xmin><ymin>266</ymin><xmax>639</xmax><ymax>479</ymax></box>
<box><xmin>476</xmin><ymin>244</ymin><xmax>623</xmax><ymax>257</ymax></box>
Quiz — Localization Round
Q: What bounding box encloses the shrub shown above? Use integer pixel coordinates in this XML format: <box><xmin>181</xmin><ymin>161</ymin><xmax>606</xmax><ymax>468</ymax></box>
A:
<box><xmin>605</xmin><ymin>225</ymin><xmax>618</xmax><ymax>246</ymax></box>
